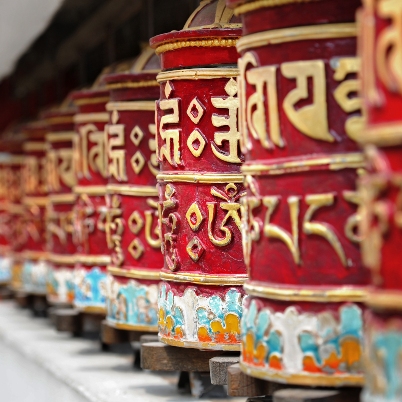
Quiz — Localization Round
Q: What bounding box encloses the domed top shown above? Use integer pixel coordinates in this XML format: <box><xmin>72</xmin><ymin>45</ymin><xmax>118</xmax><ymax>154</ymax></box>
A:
<box><xmin>150</xmin><ymin>0</ymin><xmax>242</xmax><ymax>70</ymax></box>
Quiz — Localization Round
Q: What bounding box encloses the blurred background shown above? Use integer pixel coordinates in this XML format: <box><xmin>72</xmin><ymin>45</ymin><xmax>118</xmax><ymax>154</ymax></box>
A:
<box><xmin>0</xmin><ymin>0</ymin><xmax>199</xmax><ymax>133</ymax></box>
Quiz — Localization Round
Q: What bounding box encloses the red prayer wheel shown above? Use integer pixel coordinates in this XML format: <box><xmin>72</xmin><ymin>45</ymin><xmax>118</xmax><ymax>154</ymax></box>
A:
<box><xmin>229</xmin><ymin>0</ymin><xmax>368</xmax><ymax>385</ymax></box>
<box><xmin>44</xmin><ymin>102</ymin><xmax>77</xmax><ymax>306</ymax></box>
<box><xmin>72</xmin><ymin>81</ymin><xmax>111</xmax><ymax>314</ymax></box>
<box><xmin>21</xmin><ymin>121</ymin><xmax>49</xmax><ymax>295</ymax></box>
<box><xmin>150</xmin><ymin>0</ymin><xmax>247</xmax><ymax>350</ymax></box>
<box><xmin>0</xmin><ymin>128</ymin><xmax>25</xmax><ymax>289</ymax></box>
<box><xmin>103</xmin><ymin>48</ymin><xmax>163</xmax><ymax>331</ymax></box>
<box><xmin>358</xmin><ymin>2</ymin><xmax>402</xmax><ymax>400</ymax></box>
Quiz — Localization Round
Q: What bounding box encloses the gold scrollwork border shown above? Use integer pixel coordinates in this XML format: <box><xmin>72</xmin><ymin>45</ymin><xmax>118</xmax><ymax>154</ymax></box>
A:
<box><xmin>106</xmin><ymin>80</ymin><xmax>159</xmax><ymax>90</ymax></box>
<box><xmin>75</xmin><ymin>254</ymin><xmax>111</xmax><ymax>266</ymax></box>
<box><xmin>48</xmin><ymin>253</ymin><xmax>76</xmax><ymax>265</ymax></box>
<box><xmin>74</xmin><ymin>113</ymin><xmax>110</xmax><ymax>124</ymax></box>
<box><xmin>157</xmin><ymin>173</ymin><xmax>244</xmax><ymax>184</ymax></box>
<box><xmin>234</xmin><ymin>0</ymin><xmax>321</xmax><ymax>15</ymax></box>
<box><xmin>23</xmin><ymin>142</ymin><xmax>47</xmax><ymax>152</ymax></box>
<box><xmin>155</xmin><ymin>37</ymin><xmax>239</xmax><ymax>55</ymax></box>
<box><xmin>237</xmin><ymin>23</ymin><xmax>357</xmax><ymax>53</ymax></box>
<box><xmin>241</xmin><ymin>152</ymin><xmax>365</xmax><ymax>176</ymax></box>
<box><xmin>107</xmin><ymin>266</ymin><xmax>161</xmax><ymax>281</ymax></box>
<box><xmin>106</xmin><ymin>184</ymin><xmax>158</xmax><ymax>197</ymax></box>
<box><xmin>46</xmin><ymin>132</ymin><xmax>75</xmax><ymax>143</ymax></box>
<box><xmin>106</xmin><ymin>101</ymin><xmax>155</xmax><ymax>112</ymax></box>
<box><xmin>366</xmin><ymin>291</ymin><xmax>402</xmax><ymax>312</ymax></box>
<box><xmin>49</xmin><ymin>193</ymin><xmax>76</xmax><ymax>204</ymax></box>
<box><xmin>244</xmin><ymin>282</ymin><xmax>368</xmax><ymax>303</ymax></box>
<box><xmin>74</xmin><ymin>97</ymin><xmax>109</xmax><ymax>106</ymax></box>
<box><xmin>160</xmin><ymin>271</ymin><xmax>248</xmax><ymax>286</ymax></box>
<box><xmin>23</xmin><ymin>196</ymin><xmax>49</xmax><ymax>207</ymax></box>
<box><xmin>239</xmin><ymin>362</ymin><xmax>364</xmax><ymax>387</ymax></box>
<box><xmin>157</xmin><ymin>68</ymin><xmax>239</xmax><ymax>82</ymax></box>
<box><xmin>74</xmin><ymin>185</ymin><xmax>107</xmax><ymax>196</ymax></box>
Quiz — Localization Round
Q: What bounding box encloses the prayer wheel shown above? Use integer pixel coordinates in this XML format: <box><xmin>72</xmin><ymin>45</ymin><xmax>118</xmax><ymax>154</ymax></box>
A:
<box><xmin>21</xmin><ymin>121</ymin><xmax>49</xmax><ymax>295</ymax></box>
<box><xmin>228</xmin><ymin>0</ymin><xmax>368</xmax><ymax>385</ymax></box>
<box><xmin>0</xmin><ymin>128</ymin><xmax>25</xmax><ymax>290</ymax></box>
<box><xmin>72</xmin><ymin>81</ymin><xmax>110</xmax><ymax>314</ymax></box>
<box><xmin>150</xmin><ymin>0</ymin><xmax>247</xmax><ymax>350</ymax></box>
<box><xmin>103</xmin><ymin>48</ymin><xmax>163</xmax><ymax>331</ymax></box>
<box><xmin>358</xmin><ymin>2</ymin><xmax>402</xmax><ymax>401</ymax></box>
<box><xmin>44</xmin><ymin>102</ymin><xmax>77</xmax><ymax>306</ymax></box>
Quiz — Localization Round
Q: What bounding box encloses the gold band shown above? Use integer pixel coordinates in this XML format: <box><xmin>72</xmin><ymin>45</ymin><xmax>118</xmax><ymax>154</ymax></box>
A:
<box><xmin>74</xmin><ymin>254</ymin><xmax>111</xmax><ymax>266</ymax></box>
<box><xmin>74</xmin><ymin>97</ymin><xmax>109</xmax><ymax>106</ymax></box>
<box><xmin>244</xmin><ymin>282</ymin><xmax>368</xmax><ymax>303</ymax></box>
<box><xmin>106</xmin><ymin>80</ymin><xmax>158</xmax><ymax>90</ymax></box>
<box><xmin>234</xmin><ymin>0</ymin><xmax>321</xmax><ymax>15</ymax></box>
<box><xmin>157</xmin><ymin>173</ymin><xmax>244</xmax><ymax>184</ymax></box>
<box><xmin>74</xmin><ymin>113</ymin><xmax>109</xmax><ymax>124</ymax></box>
<box><xmin>107</xmin><ymin>266</ymin><xmax>161</xmax><ymax>280</ymax></box>
<box><xmin>106</xmin><ymin>184</ymin><xmax>158</xmax><ymax>197</ymax></box>
<box><xmin>23</xmin><ymin>196</ymin><xmax>49</xmax><ymax>207</ymax></box>
<box><xmin>74</xmin><ymin>185</ymin><xmax>107</xmax><ymax>196</ymax></box>
<box><xmin>106</xmin><ymin>101</ymin><xmax>155</xmax><ymax>112</ymax></box>
<box><xmin>241</xmin><ymin>152</ymin><xmax>365</xmax><ymax>175</ymax></box>
<box><xmin>159</xmin><ymin>335</ymin><xmax>241</xmax><ymax>351</ymax></box>
<box><xmin>106</xmin><ymin>320</ymin><xmax>158</xmax><ymax>332</ymax></box>
<box><xmin>75</xmin><ymin>305</ymin><xmax>106</xmax><ymax>315</ymax></box>
<box><xmin>23</xmin><ymin>142</ymin><xmax>47</xmax><ymax>152</ymax></box>
<box><xmin>47</xmin><ymin>253</ymin><xmax>76</xmax><ymax>265</ymax></box>
<box><xmin>239</xmin><ymin>362</ymin><xmax>363</xmax><ymax>387</ymax></box>
<box><xmin>157</xmin><ymin>68</ymin><xmax>239</xmax><ymax>82</ymax></box>
<box><xmin>44</xmin><ymin>116</ymin><xmax>74</xmax><ymax>125</ymax></box>
<box><xmin>237</xmin><ymin>23</ymin><xmax>357</xmax><ymax>53</ymax></box>
<box><xmin>49</xmin><ymin>193</ymin><xmax>76</xmax><ymax>204</ymax></box>
<box><xmin>160</xmin><ymin>271</ymin><xmax>247</xmax><ymax>286</ymax></box>
<box><xmin>46</xmin><ymin>132</ymin><xmax>75</xmax><ymax>143</ymax></box>
<box><xmin>366</xmin><ymin>291</ymin><xmax>402</xmax><ymax>311</ymax></box>
<box><xmin>22</xmin><ymin>250</ymin><xmax>49</xmax><ymax>261</ymax></box>
<box><xmin>155</xmin><ymin>37</ymin><xmax>239</xmax><ymax>55</ymax></box>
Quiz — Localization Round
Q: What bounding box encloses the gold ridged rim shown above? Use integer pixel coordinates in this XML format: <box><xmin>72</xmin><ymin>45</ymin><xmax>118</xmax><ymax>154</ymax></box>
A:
<box><xmin>159</xmin><ymin>335</ymin><xmax>241</xmax><ymax>351</ymax></box>
<box><xmin>74</xmin><ymin>185</ymin><xmax>107</xmax><ymax>196</ymax></box>
<box><xmin>74</xmin><ymin>254</ymin><xmax>111</xmax><ymax>266</ymax></box>
<box><xmin>106</xmin><ymin>320</ymin><xmax>158</xmax><ymax>332</ymax></box>
<box><xmin>241</xmin><ymin>152</ymin><xmax>365</xmax><ymax>175</ymax></box>
<box><xmin>239</xmin><ymin>362</ymin><xmax>364</xmax><ymax>387</ymax></box>
<box><xmin>46</xmin><ymin>132</ymin><xmax>75</xmax><ymax>143</ymax></box>
<box><xmin>244</xmin><ymin>282</ymin><xmax>368</xmax><ymax>303</ymax></box>
<box><xmin>74</xmin><ymin>113</ymin><xmax>109</xmax><ymax>124</ymax></box>
<box><xmin>237</xmin><ymin>23</ymin><xmax>357</xmax><ymax>53</ymax></box>
<box><xmin>106</xmin><ymin>101</ymin><xmax>155</xmax><ymax>112</ymax></box>
<box><xmin>160</xmin><ymin>271</ymin><xmax>247</xmax><ymax>286</ymax></box>
<box><xmin>155</xmin><ymin>37</ymin><xmax>239</xmax><ymax>55</ymax></box>
<box><xmin>107</xmin><ymin>266</ymin><xmax>161</xmax><ymax>280</ymax></box>
<box><xmin>157</xmin><ymin>173</ymin><xmax>244</xmax><ymax>184</ymax></box>
<box><xmin>157</xmin><ymin>68</ymin><xmax>239</xmax><ymax>82</ymax></box>
<box><xmin>106</xmin><ymin>184</ymin><xmax>158</xmax><ymax>197</ymax></box>
<box><xmin>106</xmin><ymin>80</ymin><xmax>159</xmax><ymax>90</ymax></box>
<box><xmin>234</xmin><ymin>0</ymin><xmax>321</xmax><ymax>15</ymax></box>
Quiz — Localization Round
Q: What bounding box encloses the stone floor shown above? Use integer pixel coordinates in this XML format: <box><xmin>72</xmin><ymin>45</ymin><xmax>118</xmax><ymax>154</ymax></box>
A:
<box><xmin>0</xmin><ymin>300</ymin><xmax>243</xmax><ymax>402</ymax></box>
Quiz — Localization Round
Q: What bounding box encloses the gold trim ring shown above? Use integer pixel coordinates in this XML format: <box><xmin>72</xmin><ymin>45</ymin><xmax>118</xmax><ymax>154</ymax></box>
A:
<box><xmin>157</xmin><ymin>68</ymin><xmax>239</xmax><ymax>82</ymax></box>
<box><xmin>237</xmin><ymin>23</ymin><xmax>357</xmax><ymax>53</ymax></box>
<box><xmin>234</xmin><ymin>0</ymin><xmax>321</xmax><ymax>15</ymax></box>
<box><xmin>107</xmin><ymin>266</ymin><xmax>161</xmax><ymax>281</ymax></box>
<box><xmin>244</xmin><ymin>282</ymin><xmax>368</xmax><ymax>303</ymax></box>
<box><xmin>157</xmin><ymin>173</ymin><xmax>244</xmax><ymax>184</ymax></box>
<box><xmin>160</xmin><ymin>271</ymin><xmax>248</xmax><ymax>286</ymax></box>
<box><xmin>155</xmin><ymin>37</ymin><xmax>239</xmax><ymax>55</ymax></box>
<box><xmin>74</xmin><ymin>185</ymin><xmax>107</xmax><ymax>196</ymax></box>
<box><xmin>106</xmin><ymin>101</ymin><xmax>155</xmax><ymax>112</ymax></box>
<box><xmin>74</xmin><ymin>254</ymin><xmax>111</xmax><ymax>266</ymax></box>
<box><xmin>106</xmin><ymin>184</ymin><xmax>158</xmax><ymax>197</ymax></box>
<box><xmin>74</xmin><ymin>113</ymin><xmax>109</xmax><ymax>124</ymax></box>
<box><xmin>366</xmin><ymin>291</ymin><xmax>402</xmax><ymax>312</ymax></box>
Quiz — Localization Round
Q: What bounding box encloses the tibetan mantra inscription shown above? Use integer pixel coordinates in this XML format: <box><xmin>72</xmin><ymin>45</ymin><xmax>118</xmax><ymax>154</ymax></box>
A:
<box><xmin>21</xmin><ymin>121</ymin><xmax>49</xmax><ymax>296</ymax></box>
<box><xmin>151</xmin><ymin>0</ymin><xmax>247</xmax><ymax>350</ymax></box>
<box><xmin>228</xmin><ymin>0</ymin><xmax>369</xmax><ymax>386</ymax></box>
<box><xmin>45</xmin><ymin>107</ymin><xmax>77</xmax><ymax>306</ymax></box>
<box><xmin>72</xmin><ymin>89</ymin><xmax>110</xmax><ymax>313</ymax></box>
<box><xmin>104</xmin><ymin>50</ymin><xmax>163</xmax><ymax>332</ymax></box>
<box><xmin>359</xmin><ymin>2</ymin><xmax>402</xmax><ymax>401</ymax></box>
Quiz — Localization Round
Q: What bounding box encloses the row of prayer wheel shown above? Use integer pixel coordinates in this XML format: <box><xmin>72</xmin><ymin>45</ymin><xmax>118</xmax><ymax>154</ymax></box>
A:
<box><xmin>0</xmin><ymin>0</ymin><xmax>400</xmax><ymax>399</ymax></box>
